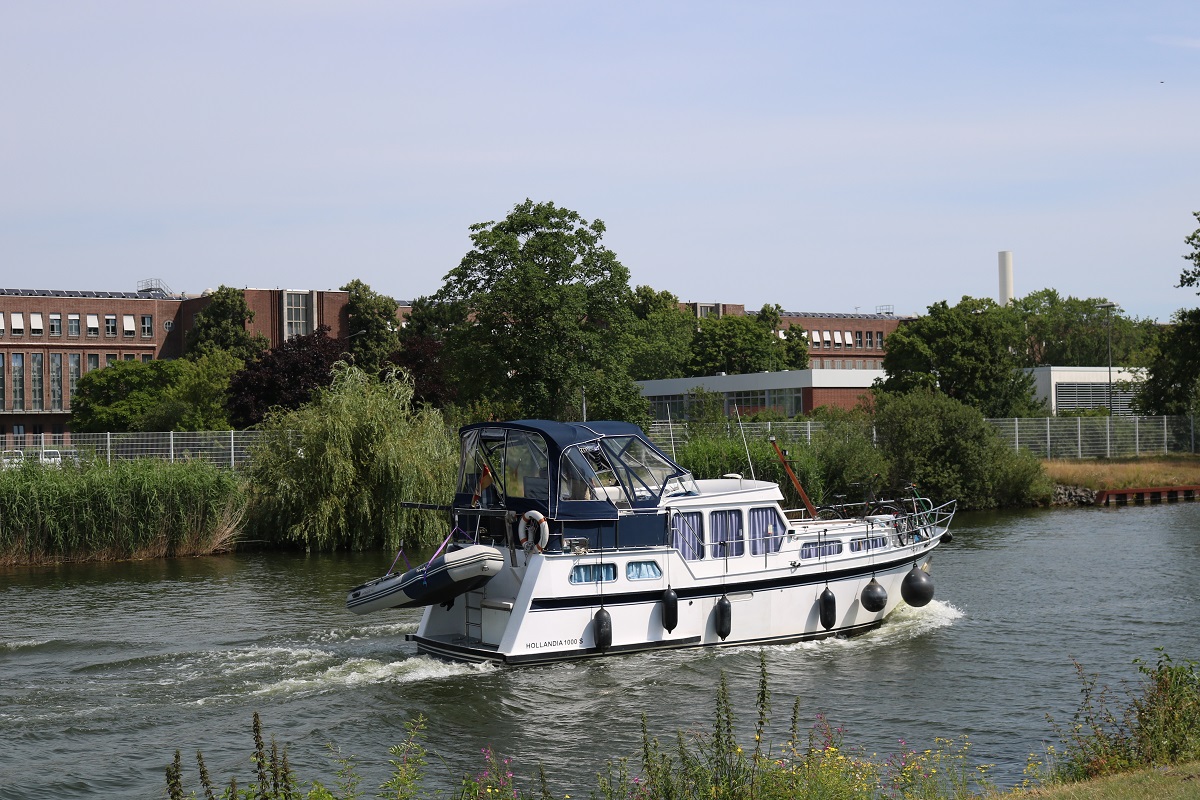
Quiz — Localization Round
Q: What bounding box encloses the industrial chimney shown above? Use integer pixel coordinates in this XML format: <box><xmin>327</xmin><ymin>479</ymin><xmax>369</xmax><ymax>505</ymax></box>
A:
<box><xmin>998</xmin><ymin>251</ymin><xmax>1014</xmax><ymax>305</ymax></box>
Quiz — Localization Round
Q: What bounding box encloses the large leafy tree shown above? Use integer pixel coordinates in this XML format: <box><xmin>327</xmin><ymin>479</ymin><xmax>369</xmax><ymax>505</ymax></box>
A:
<box><xmin>879</xmin><ymin>295</ymin><xmax>1042</xmax><ymax>418</ymax></box>
<box><xmin>71</xmin><ymin>360</ymin><xmax>184</xmax><ymax>432</ymax></box>
<box><xmin>433</xmin><ymin>199</ymin><xmax>647</xmax><ymax>421</ymax></box>
<box><xmin>1137</xmin><ymin>309</ymin><xmax>1200</xmax><ymax>414</ymax></box>
<box><xmin>1012</xmin><ymin>288</ymin><xmax>1155</xmax><ymax>367</ymax></box>
<box><xmin>689</xmin><ymin>304</ymin><xmax>805</xmax><ymax>376</ymax></box>
<box><xmin>341</xmin><ymin>279</ymin><xmax>400</xmax><ymax>374</ymax></box>
<box><xmin>185</xmin><ymin>286</ymin><xmax>268</xmax><ymax>363</ymax></box>
<box><xmin>140</xmin><ymin>351</ymin><xmax>243</xmax><ymax>431</ymax></box>
<box><xmin>628</xmin><ymin>286</ymin><xmax>696</xmax><ymax>380</ymax></box>
<box><xmin>393</xmin><ymin>295</ymin><xmax>466</xmax><ymax>409</ymax></box>
<box><xmin>227</xmin><ymin>326</ymin><xmax>346</xmax><ymax>428</ymax></box>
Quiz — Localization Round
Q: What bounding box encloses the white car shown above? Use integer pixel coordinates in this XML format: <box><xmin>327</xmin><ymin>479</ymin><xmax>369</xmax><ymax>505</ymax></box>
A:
<box><xmin>2</xmin><ymin>450</ymin><xmax>24</xmax><ymax>469</ymax></box>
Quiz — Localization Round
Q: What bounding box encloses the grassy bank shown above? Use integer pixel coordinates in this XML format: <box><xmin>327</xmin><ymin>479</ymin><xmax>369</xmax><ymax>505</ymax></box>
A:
<box><xmin>1044</xmin><ymin>456</ymin><xmax>1200</xmax><ymax>491</ymax></box>
<box><xmin>168</xmin><ymin>651</ymin><xmax>1200</xmax><ymax>800</ymax></box>
<box><xmin>0</xmin><ymin>458</ymin><xmax>245</xmax><ymax>565</ymax></box>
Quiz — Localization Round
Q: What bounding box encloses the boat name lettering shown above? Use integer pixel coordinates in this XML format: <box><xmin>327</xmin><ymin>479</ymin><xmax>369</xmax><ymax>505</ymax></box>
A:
<box><xmin>526</xmin><ymin>638</ymin><xmax>580</xmax><ymax>650</ymax></box>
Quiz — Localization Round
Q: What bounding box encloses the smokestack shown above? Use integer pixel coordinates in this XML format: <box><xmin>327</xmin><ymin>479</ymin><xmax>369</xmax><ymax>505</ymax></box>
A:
<box><xmin>998</xmin><ymin>251</ymin><xmax>1014</xmax><ymax>305</ymax></box>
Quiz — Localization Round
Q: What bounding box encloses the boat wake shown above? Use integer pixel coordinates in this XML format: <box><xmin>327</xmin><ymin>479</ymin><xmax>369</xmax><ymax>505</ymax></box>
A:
<box><xmin>771</xmin><ymin>599</ymin><xmax>963</xmax><ymax>655</ymax></box>
<box><xmin>249</xmin><ymin>655</ymin><xmax>494</xmax><ymax>697</ymax></box>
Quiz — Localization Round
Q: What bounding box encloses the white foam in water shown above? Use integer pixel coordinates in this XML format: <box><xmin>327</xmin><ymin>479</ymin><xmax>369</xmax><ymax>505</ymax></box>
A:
<box><xmin>770</xmin><ymin>600</ymin><xmax>963</xmax><ymax>655</ymax></box>
<box><xmin>251</xmin><ymin>654</ymin><xmax>493</xmax><ymax>696</ymax></box>
<box><xmin>313</xmin><ymin>620</ymin><xmax>419</xmax><ymax>643</ymax></box>
<box><xmin>2</xmin><ymin>638</ymin><xmax>53</xmax><ymax>651</ymax></box>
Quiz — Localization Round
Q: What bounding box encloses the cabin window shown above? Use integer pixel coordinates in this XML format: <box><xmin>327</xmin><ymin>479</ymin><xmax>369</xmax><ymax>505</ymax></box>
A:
<box><xmin>800</xmin><ymin>540</ymin><xmax>843</xmax><ymax>559</ymax></box>
<box><xmin>626</xmin><ymin>561</ymin><xmax>662</xmax><ymax>580</ymax></box>
<box><xmin>503</xmin><ymin>429</ymin><xmax>550</xmax><ymax>500</ymax></box>
<box><xmin>709</xmin><ymin>510</ymin><xmax>744</xmax><ymax>558</ymax></box>
<box><xmin>559</xmin><ymin>445</ymin><xmax>622</xmax><ymax>504</ymax></box>
<box><xmin>850</xmin><ymin>535</ymin><xmax>888</xmax><ymax>552</ymax></box>
<box><xmin>673</xmin><ymin>511</ymin><xmax>704</xmax><ymax>560</ymax></box>
<box><xmin>749</xmin><ymin>507</ymin><xmax>786</xmax><ymax>555</ymax></box>
<box><xmin>569</xmin><ymin>563</ymin><xmax>617</xmax><ymax>584</ymax></box>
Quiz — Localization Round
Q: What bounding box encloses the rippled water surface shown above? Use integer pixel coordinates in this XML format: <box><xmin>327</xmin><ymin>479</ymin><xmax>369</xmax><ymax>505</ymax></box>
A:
<box><xmin>3</xmin><ymin>503</ymin><xmax>1199</xmax><ymax>798</ymax></box>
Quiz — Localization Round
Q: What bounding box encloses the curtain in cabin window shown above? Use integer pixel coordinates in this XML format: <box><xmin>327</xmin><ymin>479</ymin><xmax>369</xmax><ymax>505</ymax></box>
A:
<box><xmin>749</xmin><ymin>507</ymin><xmax>785</xmax><ymax>555</ymax></box>
<box><xmin>673</xmin><ymin>511</ymin><xmax>704</xmax><ymax>560</ymax></box>
<box><xmin>569</xmin><ymin>563</ymin><xmax>617</xmax><ymax>584</ymax></box>
<box><xmin>626</xmin><ymin>561</ymin><xmax>663</xmax><ymax>580</ymax></box>
<box><xmin>709</xmin><ymin>510</ymin><xmax>744</xmax><ymax>558</ymax></box>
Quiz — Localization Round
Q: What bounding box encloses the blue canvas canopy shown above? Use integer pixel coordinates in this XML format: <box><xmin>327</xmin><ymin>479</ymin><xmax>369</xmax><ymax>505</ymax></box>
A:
<box><xmin>453</xmin><ymin>420</ymin><xmax>691</xmax><ymax>522</ymax></box>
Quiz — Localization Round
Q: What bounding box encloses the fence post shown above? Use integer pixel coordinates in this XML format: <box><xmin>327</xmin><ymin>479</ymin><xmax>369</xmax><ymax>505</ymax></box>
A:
<box><xmin>1106</xmin><ymin>416</ymin><xmax>1111</xmax><ymax>459</ymax></box>
<box><xmin>1163</xmin><ymin>415</ymin><xmax>1168</xmax><ymax>455</ymax></box>
<box><xmin>1014</xmin><ymin>418</ymin><xmax>1019</xmax><ymax>452</ymax></box>
<box><xmin>106</xmin><ymin>431</ymin><xmax>112</xmax><ymax>465</ymax></box>
<box><xmin>169</xmin><ymin>431</ymin><xmax>175</xmax><ymax>464</ymax></box>
<box><xmin>1135</xmin><ymin>416</ymin><xmax>1140</xmax><ymax>456</ymax></box>
<box><xmin>231</xmin><ymin>430</ymin><xmax>235</xmax><ymax>469</ymax></box>
<box><xmin>1045</xmin><ymin>417</ymin><xmax>1050</xmax><ymax>458</ymax></box>
<box><xmin>1077</xmin><ymin>417</ymin><xmax>1082</xmax><ymax>459</ymax></box>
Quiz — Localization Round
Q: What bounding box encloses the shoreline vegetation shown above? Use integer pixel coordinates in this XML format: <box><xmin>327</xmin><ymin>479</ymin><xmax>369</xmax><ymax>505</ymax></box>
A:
<box><xmin>166</xmin><ymin>651</ymin><xmax>1200</xmax><ymax>800</ymax></box>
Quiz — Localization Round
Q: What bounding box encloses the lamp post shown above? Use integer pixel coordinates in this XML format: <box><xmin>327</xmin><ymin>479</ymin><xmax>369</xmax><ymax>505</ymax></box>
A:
<box><xmin>1097</xmin><ymin>302</ymin><xmax>1116</xmax><ymax>417</ymax></box>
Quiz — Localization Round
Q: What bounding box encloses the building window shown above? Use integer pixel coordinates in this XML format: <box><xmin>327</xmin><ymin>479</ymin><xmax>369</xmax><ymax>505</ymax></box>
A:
<box><xmin>50</xmin><ymin>353</ymin><xmax>62</xmax><ymax>411</ymax></box>
<box><xmin>123</xmin><ymin>354</ymin><xmax>135</xmax><ymax>362</ymax></box>
<box><xmin>855</xmin><ymin>331</ymin><xmax>863</xmax><ymax>349</ymax></box>
<box><xmin>11</xmin><ymin>353</ymin><xmax>24</xmax><ymax>411</ymax></box>
<box><xmin>106</xmin><ymin>354</ymin><xmax>116</xmax><ymax>366</ymax></box>
<box><xmin>87</xmin><ymin>353</ymin><xmax>99</xmax><ymax>372</ymax></box>
<box><xmin>122</xmin><ymin>315</ymin><xmax>135</xmax><ymax>338</ymax></box>
<box><xmin>822</xmin><ymin>330</ymin><xmax>832</xmax><ymax>348</ymax></box>
<box><xmin>142</xmin><ymin>354</ymin><xmax>153</xmax><ymax>363</ymax></box>
<box><xmin>31</xmin><ymin>353</ymin><xmax>43</xmax><ymax>411</ymax></box>
<box><xmin>285</xmin><ymin>291</ymin><xmax>311</xmax><ymax>339</ymax></box>
<box><xmin>49</xmin><ymin>313</ymin><xmax>62</xmax><ymax>336</ymax></box>
<box><xmin>11</xmin><ymin>313</ymin><xmax>24</xmax><ymax>336</ymax></box>
<box><xmin>12</xmin><ymin>424</ymin><xmax>24</xmax><ymax>446</ymax></box>
<box><xmin>86</xmin><ymin>314</ymin><xmax>100</xmax><ymax>337</ymax></box>
<box><xmin>865</xmin><ymin>330</ymin><xmax>874</xmax><ymax>349</ymax></box>
<box><xmin>68</xmin><ymin>354</ymin><xmax>80</xmax><ymax>402</ymax></box>
<box><xmin>0</xmin><ymin>311</ymin><xmax>5</xmax><ymax>338</ymax></box>
<box><xmin>67</xmin><ymin>314</ymin><xmax>79</xmax><ymax>337</ymax></box>
<box><xmin>877</xmin><ymin>331</ymin><xmax>885</xmax><ymax>348</ymax></box>
<box><xmin>105</xmin><ymin>315</ymin><xmax>117</xmax><ymax>336</ymax></box>
<box><xmin>30</xmin><ymin>313</ymin><xmax>44</xmax><ymax>336</ymax></box>
<box><xmin>833</xmin><ymin>331</ymin><xmax>843</xmax><ymax>349</ymax></box>
<box><xmin>141</xmin><ymin>315</ymin><xmax>153</xmax><ymax>337</ymax></box>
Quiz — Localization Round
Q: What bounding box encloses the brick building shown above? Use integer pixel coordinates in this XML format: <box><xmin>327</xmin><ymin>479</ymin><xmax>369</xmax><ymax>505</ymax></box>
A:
<box><xmin>0</xmin><ymin>282</ymin><xmax>350</xmax><ymax>448</ymax></box>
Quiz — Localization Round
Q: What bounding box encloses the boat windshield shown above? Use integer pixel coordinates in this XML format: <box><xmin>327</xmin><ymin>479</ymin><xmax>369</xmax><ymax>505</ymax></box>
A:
<box><xmin>559</xmin><ymin>435</ymin><xmax>695</xmax><ymax>506</ymax></box>
<box><xmin>457</xmin><ymin>427</ymin><xmax>551</xmax><ymax>507</ymax></box>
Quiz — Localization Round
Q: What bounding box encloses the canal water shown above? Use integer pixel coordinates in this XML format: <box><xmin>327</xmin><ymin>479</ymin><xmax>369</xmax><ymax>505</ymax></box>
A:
<box><xmin>2</xmin><ymin>503</ymin><xmax>1198</xmax><ymax>799</ymax></box>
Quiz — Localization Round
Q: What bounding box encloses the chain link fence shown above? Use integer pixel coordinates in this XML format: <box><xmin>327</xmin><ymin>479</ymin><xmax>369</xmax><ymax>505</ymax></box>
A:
<box><xmin>6</xmin><ymin>431</ymin><xmax>266</xmax><ymax>469</ymax></box>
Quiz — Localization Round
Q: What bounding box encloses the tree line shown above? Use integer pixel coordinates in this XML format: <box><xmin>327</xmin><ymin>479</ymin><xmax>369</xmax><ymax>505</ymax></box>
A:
<box><xmin>70</xmin><ymin>200</ymin><xmax>1200</xmax><ymax>433</ymax></box>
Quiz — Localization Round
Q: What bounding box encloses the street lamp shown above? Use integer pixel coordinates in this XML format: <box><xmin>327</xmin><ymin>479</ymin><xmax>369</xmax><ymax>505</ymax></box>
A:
<box><xmin>1097</xmin><ymin>302</ymin><xmax>1116</xmax><ymax>416</ymax></box>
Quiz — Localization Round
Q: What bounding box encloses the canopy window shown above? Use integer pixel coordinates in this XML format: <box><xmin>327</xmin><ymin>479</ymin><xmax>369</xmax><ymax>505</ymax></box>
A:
<box><xmin>30</xmin><ymin>313</ymin><xmax>44</xmax><ymax>334</ymax></box>
<box><xmin>845</xmin><ymin>331</ymin><xmax>854</xmax><ymax>347</ymax></box>
<box><xmin>86</xmin><ymin>314</ymin><xmax>100</xmax><ymax>333</ymax></box>
<box><xmin>0</xmin><ymin>312</ymin><xmax>5</xmax><ymax>332</ymax></box>
<box><xmin>122</xmin><ymin>315</ymin><xmax>136</xmax><ymax>335</ymax></box>
<box><xmin>833</xmin><ymin>331</ymin><xmax>843</xmax><ymax>346</ymax></box>
<box><xmin>11</xmin><ymin>312</ymin><xmax>24</xmax><ymax>334</ymax></box>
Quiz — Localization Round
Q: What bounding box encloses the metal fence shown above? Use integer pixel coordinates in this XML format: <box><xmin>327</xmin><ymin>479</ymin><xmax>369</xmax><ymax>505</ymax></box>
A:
<box><xmin>6</xmin><ymin>431</ymin><xmax>265</xmax><ymax>469</ymax></box>
<box><xmin>6</xmin><ymin>415</ymin><xmax>1195</xmax><ymax>470</ymax></box>
<box><xmin>647</xmin><ymin>416</ymin><xmax>1198</xmax><ymax>458</ymax></box>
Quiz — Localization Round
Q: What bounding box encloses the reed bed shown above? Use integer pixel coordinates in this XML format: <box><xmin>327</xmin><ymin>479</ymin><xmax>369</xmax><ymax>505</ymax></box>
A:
<box><xmin>0</xmin><ymin>457</ymin><xmax>246</xmax><ymax>565</ymax></box>
<box><xmin>1043</xmin><ymin>457</ymin><xmax>1200</xmax><ymax>491</ymax></box>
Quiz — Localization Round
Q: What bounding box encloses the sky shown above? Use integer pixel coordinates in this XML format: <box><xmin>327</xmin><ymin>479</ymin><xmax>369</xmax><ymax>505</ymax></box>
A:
<box><xmin>2</xmin><ymin>2</ymin><xmax>1198</xmax><ymax>322</ymax></box>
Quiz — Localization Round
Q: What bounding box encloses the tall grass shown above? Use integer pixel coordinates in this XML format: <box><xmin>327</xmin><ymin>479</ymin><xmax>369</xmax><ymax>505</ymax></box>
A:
<box><xmin>0</xmin><ymin>457</ymin><xmax>245</xmax><ymax>565</ymax></box>
<box><xmin>1043</xmin><ymin>457</ymin><xmax>1200</xmax><ymax>491</ymax></box>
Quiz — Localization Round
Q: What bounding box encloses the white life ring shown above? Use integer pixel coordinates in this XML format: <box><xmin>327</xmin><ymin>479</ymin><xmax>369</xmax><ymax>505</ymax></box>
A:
<box><xmin>518</xmin><ymin>510</ymin><xmax>551</xmax><ymax>553</ymax></box>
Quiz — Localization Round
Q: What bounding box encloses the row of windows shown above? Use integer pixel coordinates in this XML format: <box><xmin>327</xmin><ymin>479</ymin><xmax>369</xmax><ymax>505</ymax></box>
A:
<box><xmin>812</xmin><ymin>359</ymin><xmax>880</xmax><ymax>370</ymax></box>
<box><xmin>807</xmin><ymin>330</ymin><xmax>885</xmax><ymax>349</ymax></box>
<box><xmin>671</xmin><ymin>507</ymin><xmax>893</xmax><ymax>562</ymax></box>
<box><xmin>0</xmin><ymin>352</ymin><xmax>151</xmax><ymax>412</ymax></box>
<box><xmin>0</xmin><ymin>313</ymin><xmax>154</xmax><ymax>339</ymax></box>
<box><xmin>568</xmin><ymin>560</ymin><xmax>663</xmax><ymax>584</ymax></box>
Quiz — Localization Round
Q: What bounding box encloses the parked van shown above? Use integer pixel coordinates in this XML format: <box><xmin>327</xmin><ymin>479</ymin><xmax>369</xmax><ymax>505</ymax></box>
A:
<box><xmin>1</xmin><ymin>450</ymin><xmax>22</xmax><ymax>469</ymax></box>
<box><xmin>40</xmin><ymin>450</ymin><xmax>63</xmax><ymax>467</ymax></box>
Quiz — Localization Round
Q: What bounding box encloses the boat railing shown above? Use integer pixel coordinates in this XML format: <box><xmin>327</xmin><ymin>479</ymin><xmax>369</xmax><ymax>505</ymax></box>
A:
<box><xmin>894</xmin><ymin>500</ymin><xmax>956</xmax><ymax>543</ymax></box>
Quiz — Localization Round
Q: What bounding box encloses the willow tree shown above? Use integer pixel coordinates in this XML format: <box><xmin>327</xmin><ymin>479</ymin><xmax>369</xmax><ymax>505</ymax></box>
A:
<box><xmin>434</xmin><ymin>199</ymin><xmax>648</xmax><ymax>421</ymax></box>
<box><xmin>245</xmin><ymin>364</ymin><xmax>458</xmax><ymax>551</ymax></box>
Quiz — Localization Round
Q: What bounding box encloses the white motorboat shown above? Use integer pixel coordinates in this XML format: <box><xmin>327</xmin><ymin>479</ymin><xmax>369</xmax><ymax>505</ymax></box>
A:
<box><xmin>351</xmin><ymin>420</ymin><xmax>955</xmax><ymax>665</ymax></box>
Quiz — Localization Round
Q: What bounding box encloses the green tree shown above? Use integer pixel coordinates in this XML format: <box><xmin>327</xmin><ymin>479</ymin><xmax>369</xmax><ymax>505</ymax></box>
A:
<box><xmin>873</xmin><ymin>389</ymin><xmax>1049</xmax><ymax>509</ymax></box>
<box><xmin>690</xmin><ymin>306</ymin><xmax>785</xmax><ymax>376</ymax></box>
<box><xmin>341</xmin><ymin>278</ymin><xmax>400</xmax><ymax>374</ymax></box>
<box><xmin>1012</xmin><ymin>288</ymin><xmax>1155</xmax><ymax>367</ymax></box>
<box><xmin>879</xmin><ymin>296</ymin><xmax>1042</xmax><ymax>418</ymax></box>
<box><xmin>1177</xmin><ymin>210</ymin><xmax>1200</xmax><ymax>291</ymax></box>
<box><xmin>245</xmin><ymin>365</ymin><xmax>457</xmax><ymax>551</ymax></box>
<box><xmin>139</xmin><ymin>351</ymin><xmax>242</xmax><ymax>431</ymax></box>
<box><xmin>434</xmin><ymin>199</ymin><xmax>647</xmax><ymax>421</ymax></box>
<box><xmin>628</xmin><ymin>286</ymin><xmax>696</xmax><ymax>381</ymax></box>
<box><xmin>1136</xmin><ymin>308</ymin><xmax>1200</xmax><ymax>415</ymax></box>
<box><xmin>185</xmin><ymin>286</ymin><xmax>268</xmax><ymax>363</ymax></box>
<box><xmin>71</xmin><ymin>360</ymin><xmax>184</xmax><ymax>432</ymax></box>
<box><xmin>227</xmin><ymin>326</ymin><xmax>346</xmax><ymax>428</ymax></box>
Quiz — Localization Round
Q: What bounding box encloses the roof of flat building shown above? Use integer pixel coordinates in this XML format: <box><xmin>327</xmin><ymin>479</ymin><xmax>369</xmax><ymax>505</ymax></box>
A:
<box><xmin>0</xmin><ymin>287</ymin><xmax>175</xmax><ymax>299</ymax></box>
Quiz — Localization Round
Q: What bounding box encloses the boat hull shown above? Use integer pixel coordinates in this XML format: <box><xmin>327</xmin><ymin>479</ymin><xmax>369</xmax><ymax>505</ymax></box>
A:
<box><xmin>346</xmin><ymin>544</ymin><xmax>505</xmax><ymax>614</ymax></box>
